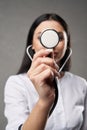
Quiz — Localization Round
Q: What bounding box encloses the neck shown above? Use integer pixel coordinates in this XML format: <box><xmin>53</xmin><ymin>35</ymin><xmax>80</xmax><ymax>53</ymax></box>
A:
<box><xmin>59</xmin><ymin>71</ymin><xmax>65</xmax><ymax>79</ymax></box>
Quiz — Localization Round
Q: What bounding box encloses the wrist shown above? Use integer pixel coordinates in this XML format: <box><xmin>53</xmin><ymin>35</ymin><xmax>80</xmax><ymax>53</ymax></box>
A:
<box><xmin>38</xmin><ymin>97</ymin><xmax>54</xmax><ymax>113</ymax></box>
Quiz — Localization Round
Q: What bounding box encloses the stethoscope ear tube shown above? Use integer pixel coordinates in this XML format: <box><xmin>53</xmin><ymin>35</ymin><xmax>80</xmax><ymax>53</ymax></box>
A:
<box><xmin>26</xmin><ymin>45</ymin><xmax>58</xmax><ymax>117</ymax></box>
<box><xmin>49</xmin><ymin>78</ymin><xmax>58</xmax><ymax>117</ymax></box>
<box><xmin>49</xmin><ymin>48</ymin><xmax>72</xmax><ymax>116</ymax></box>
<box><xmin>26</xmin><ymin>46</ymin><xmax>72</xmax><ymax>117</ymax></box>
<box><xmin>26</xmin><ymin>45</ymin><xmax>35</xmax><ymax>61</ymax></box>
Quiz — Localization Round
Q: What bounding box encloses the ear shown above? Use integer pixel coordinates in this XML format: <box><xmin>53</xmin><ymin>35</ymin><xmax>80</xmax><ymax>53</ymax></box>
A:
<box><xmin>32</xmin><ymin>41</ymin><xmax>35</xmax><ymax>49</ymax></box>
<box><xmin>32</xmin><ymin>46</ymin><xmax>35</xmax><ymax>50</ymax></box>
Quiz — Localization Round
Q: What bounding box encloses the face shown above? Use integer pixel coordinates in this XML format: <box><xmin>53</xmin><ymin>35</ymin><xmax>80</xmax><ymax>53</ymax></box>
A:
<box><xmin>32</xmin><ymin>20</ymin><xmax>67</xmax><ymax>64</ymax></box>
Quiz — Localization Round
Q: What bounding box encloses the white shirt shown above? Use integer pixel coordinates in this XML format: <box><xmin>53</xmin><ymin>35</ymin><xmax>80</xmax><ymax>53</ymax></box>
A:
<box><xmin>4</xmin><ymin>72</ymin><xmax>87</xmax><ymax>130</ymax></box>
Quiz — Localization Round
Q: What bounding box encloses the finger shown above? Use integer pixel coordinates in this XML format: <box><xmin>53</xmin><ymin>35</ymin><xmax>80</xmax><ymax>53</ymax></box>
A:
<box><xmin>30</xmin><ymin>63</ymin><xmax>59</xmax><ymax>78</ymax></box>
<box><xmin>40</xmin><ymin>57</ymin><xmax>59</xmax><ymax>71</ymax></box>
<box><xmin>37</xmin><ymin>68</ymin><xmax>60</xmax><ymax>82</ymax></box>
<box><xmin>33</xmin><ymin>49</ymin><xmax>53</xmax><ymax>61</ymax></box>
<box><xmin>31</xmin><ymin>57</ymin><xmax>59</xmax><ymax>72</ymax></box>
<box><xmin>37</xmin><ymin>68</ymin><xmax>54</xmax><ymax>82</ymax></box>
<box><xmin>28</xmin><ymin>63</ymin><xmax>48</xmax><ymax>78</ymax></box>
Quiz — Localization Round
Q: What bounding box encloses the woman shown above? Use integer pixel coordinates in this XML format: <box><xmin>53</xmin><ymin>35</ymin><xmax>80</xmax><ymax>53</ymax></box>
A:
<box><xmin>4</xmin><ymin>13</ymin><xmax>87</xmax><ymax>130</ymax></box>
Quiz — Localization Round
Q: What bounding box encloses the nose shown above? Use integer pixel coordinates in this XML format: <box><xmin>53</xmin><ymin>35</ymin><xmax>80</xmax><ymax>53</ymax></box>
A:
<box><xmin>47</xmin><ymin>48</ymin><xmax>55</xmax><ymax>59</ymax></box>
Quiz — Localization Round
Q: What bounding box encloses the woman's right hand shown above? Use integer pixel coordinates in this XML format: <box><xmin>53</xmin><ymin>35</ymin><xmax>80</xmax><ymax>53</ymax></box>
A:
<box><xmin>27</xmin><ymin>49</ymin><xmax>59</xmax><ymax>108</ymax></box>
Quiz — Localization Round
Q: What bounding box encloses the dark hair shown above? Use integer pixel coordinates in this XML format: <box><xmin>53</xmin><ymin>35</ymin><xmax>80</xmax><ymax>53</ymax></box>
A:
<box><xmin>17</xmin><ymin>13</ymin><xmax>71</xmax><ymax>74</ymax></box>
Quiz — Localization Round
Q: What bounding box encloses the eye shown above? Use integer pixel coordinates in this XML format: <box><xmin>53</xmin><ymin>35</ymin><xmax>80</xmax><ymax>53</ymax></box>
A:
<box><xmin>36</xmin><ymin>32</ymin><xmax>41</xmax><ymax>40</ymax></box>
<box><xmin>58</xmin><ymin>32</ymin><xmax>64</xmax><ymax>41</ymax></box>
<box><xmin>37</xmin><ymin>36</ymin><xmax>40</xmax><ymax>40</ymax></box>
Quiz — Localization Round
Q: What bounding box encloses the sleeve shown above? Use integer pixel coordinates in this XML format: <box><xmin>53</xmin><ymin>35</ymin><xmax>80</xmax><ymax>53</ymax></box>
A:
<box><xmin>18</xmin><ymin>124</ymin><xmax>23</xmax><ymax>130</ymax></box>
<box><xmin>4</xmin><ymin>76</ymin><xmax>30</xmax><ymax>130</ymax></box>
<box><xmin>80</xmin><ymin>80</ymin><xmax>87</xmax><ymax>130</ymax></box>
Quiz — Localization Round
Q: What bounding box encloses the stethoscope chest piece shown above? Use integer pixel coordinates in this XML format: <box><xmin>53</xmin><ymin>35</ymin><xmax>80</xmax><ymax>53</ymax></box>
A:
<box><xmin>40</xmin><ymin>29</ymin><xmax>59</xmax><ymax>49</ymax></box>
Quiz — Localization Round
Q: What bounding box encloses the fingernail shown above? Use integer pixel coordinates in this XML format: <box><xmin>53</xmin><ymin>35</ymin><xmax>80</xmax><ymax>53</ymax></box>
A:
<box><xmin>54</xmin><ymin>61</ymin><xmax>59</xmax><ymax>71</ymax></box>
<box><xmin>45</xmin><ymin>49</ymin><xmax>53</xmax><ymax>52</ymax></box>
<box><xmin>57</xmin><ymin>72</ymin><xmax>61</xmax><ymax>78</ymax></box>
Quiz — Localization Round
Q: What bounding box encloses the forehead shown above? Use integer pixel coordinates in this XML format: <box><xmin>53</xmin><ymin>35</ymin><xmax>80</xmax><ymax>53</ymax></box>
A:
<box><xmin>34</xmin><ymin>20</ymin><xmax>64</xmax><ymax>33</ymax></box>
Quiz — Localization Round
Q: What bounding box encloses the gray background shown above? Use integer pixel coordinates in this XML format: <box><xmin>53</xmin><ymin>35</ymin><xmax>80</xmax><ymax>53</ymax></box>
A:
<box><xmin>0</xmin><ymin>0</ymin><xmax>87</xmax><ymax>129</ymax></box>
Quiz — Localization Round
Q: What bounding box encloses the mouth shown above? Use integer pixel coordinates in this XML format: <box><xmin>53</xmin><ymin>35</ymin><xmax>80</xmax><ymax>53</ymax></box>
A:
<box><xmin>54</xmin><ymin>51</ymin><xmax>59</xmax><ymax>58</ymax></box>
<box><xmin>54</xmin><ymin>52</ymin><xmax>58</xmax><ymax>56</ymax></box>
<box><xmin>48</xmin><ymin>51</ymin><xmax>58</xmax><ymax>59</ymax></box>
<box><xmin>54</xmin><ymin>52</ymin><xmax>63</xmax><ymax>63</ymax></box>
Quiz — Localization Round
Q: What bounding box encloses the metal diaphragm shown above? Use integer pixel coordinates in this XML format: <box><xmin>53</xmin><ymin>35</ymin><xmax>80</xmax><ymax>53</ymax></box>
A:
<box><xmin>40</xmin><ymin>29</ymin><xmax>59</xmax><ymax>49</ymax></box>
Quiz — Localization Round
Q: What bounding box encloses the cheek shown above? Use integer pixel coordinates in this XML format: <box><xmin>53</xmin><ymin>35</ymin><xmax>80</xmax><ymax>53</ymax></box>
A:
<box><xmin>59</xmin><ymin>42</ymin><xmax>66</xmax><ymax>53</ymax></box>
<box><xmin>58</xmin><ymin>32</ymin><xmax>67</xmax><ymax>58</ymax></box>
<box><xmin>61</xmin><ymin>42</ymin><xmax>67</xmax><ymax>56</ymax></box>
<box><xmin>55</xmin><ymin>41</ymin><xmax>67</xmax><ymax>61</ymax></box>
<box><xmin>32</xmin><ymin>37</ymin><xmax>44</xmax><ymax>52</ymax></box>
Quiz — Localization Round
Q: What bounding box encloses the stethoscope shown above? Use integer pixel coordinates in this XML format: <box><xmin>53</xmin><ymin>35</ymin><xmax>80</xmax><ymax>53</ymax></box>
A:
<box><xmin>26</xmin><ymin>29</ymin><xmax>72</xmax><ymax>116</ymax></box>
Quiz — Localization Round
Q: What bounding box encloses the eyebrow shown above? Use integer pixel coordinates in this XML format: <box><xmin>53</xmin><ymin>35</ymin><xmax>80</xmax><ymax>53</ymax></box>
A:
<box><xmin>36</xmin><ymin>32</ymin><xmax>41</xmax><ymax>35</ymax></box>
<box><xmin>36</xmin><ymin>31</ymin><xmax>63</xmax><ymax>35</ymax></box>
